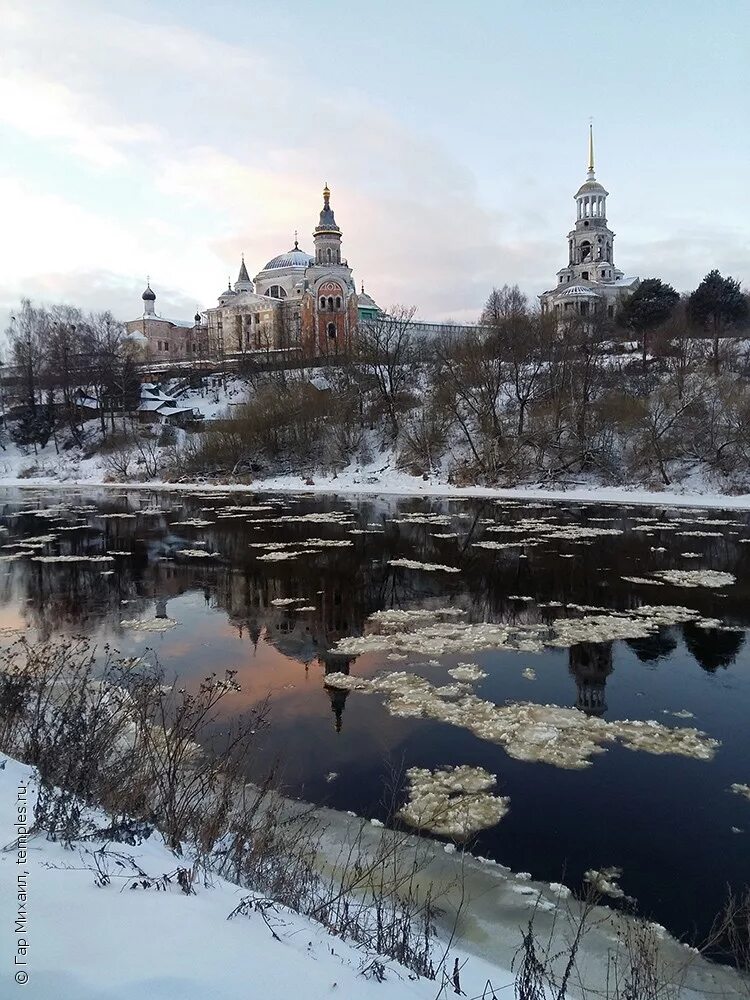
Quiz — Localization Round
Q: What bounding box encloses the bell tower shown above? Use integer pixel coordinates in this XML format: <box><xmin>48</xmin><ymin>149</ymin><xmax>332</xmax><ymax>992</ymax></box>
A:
<box><xmin>564</xmin><ymin>125</ymin><xmax>620</xmax><ymax>284</ymax></box>
<box><xmin>313</xmin><ymin>184</ymin><xmax>342</xmax><ymax>266</ymax></box>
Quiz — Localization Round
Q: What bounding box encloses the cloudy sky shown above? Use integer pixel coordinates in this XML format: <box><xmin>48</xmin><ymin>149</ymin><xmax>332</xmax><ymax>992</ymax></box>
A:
<box><xmin>1</xmin><ymin>0</ymin><xmax>748</xmax><ymax>333</ymax></box>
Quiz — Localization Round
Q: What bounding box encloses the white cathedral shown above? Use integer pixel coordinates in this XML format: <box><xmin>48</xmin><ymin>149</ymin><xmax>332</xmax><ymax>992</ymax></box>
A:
<box><xmin>540</xmin><ymin>127</ymin><xmax>639</xmax><ymax>320</ymax></box>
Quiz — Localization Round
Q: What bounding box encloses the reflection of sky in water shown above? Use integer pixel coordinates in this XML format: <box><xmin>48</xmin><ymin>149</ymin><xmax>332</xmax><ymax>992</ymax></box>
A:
<box><xmin>0</xmin><ymin>487</ymin><xmax>748</xmax><ymax>941</ymax></box>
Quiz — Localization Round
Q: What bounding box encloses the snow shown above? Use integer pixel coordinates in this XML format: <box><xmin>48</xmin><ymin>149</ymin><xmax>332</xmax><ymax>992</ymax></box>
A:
<box><xmin>4</xmin><ymin>369</ymin><xmax>750</xmax><ymax>508</ymax></box>
<box><xmin>0</xmin><ymin>756</ymin><xmax>512</xmax><ymax>1000</ymax></box>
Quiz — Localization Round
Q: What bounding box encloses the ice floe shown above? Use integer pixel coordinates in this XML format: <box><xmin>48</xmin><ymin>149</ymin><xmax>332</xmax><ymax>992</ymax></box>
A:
<box><xmin>388</xmin><ymin>558</ymin><xmax>461</xmax><ymax>573</ymax></box>
<box><xmin>730</xmin><ymin>783</ymin><xmax>750</xmax><ymax>801</ymax></box>
<box><xmin>31</xmin><ymin>554</ymin><xmax>114</xmax><ymax>563</ymax></box>
<box><xmin>448</xmin><ymin>664</ymin><xmax>487</xmax><ymax>683</ymax></box>
<box><xmin>584</xmin><ymin>867</ymin><xmax>627</xmax><ymax>900</ymax></box>
<box><xmin>398</xmin><ymin>765</ymin><xmax>510</xmax><ymax>838</ymax></box>
<box><xmin>323</xmin><ymin>671</ymin><xmax>719</xmax><ymax>768</ymax></box>
<box><xmin>653</xmin><ymin>570</ymin><xmax>735</xmax><ymax>588</ymax></box>
<box><xmin>120</xmin><ymin>617</ymin><xmax>178</xmax><ymax>632</ymax></box>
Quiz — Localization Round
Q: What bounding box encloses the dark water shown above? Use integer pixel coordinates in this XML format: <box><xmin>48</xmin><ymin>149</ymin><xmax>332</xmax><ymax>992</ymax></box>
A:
<box><xmin>0</xmin><ymin>486</ymin><xmax>748</xmax><ymax>942</ymax></box>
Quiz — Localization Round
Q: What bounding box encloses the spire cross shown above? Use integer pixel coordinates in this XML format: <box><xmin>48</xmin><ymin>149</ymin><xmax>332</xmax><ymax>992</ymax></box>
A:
<box><xmin>587</xmin><ymin>119</ymin><xmax>595</xmax><ymax>179</ymax></box>
<box><xmin>294</xmin><ymin>229</ymin><xmax>298</xmax><ymax>248</ymax></box>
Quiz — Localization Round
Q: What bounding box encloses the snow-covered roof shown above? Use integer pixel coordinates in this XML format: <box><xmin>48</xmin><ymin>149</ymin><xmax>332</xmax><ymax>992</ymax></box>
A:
<box><xmin>138</xmin><ymin>313</ymin><xmax>193</xmax><ymax>328</ymax></box>
<box><xmin>261</xmin><ymin>247</ymin><xmax>314</xmax><ymax>271</ymax></box>
<box><xmin>141</xmin><ymin>389</ymin><xmax>176</xmax><ymax>403</ymax></box>
<box><xmin>138</xmin><ymin>399</ymin><xmax>172</xmax><ymax>412</ymax></box>
<box><xmin>557</xmin><ymin>284</ymin><xmax>604</xmax><ymax>298</ymax></box>
<box><xmin>613</xmin><ymin>276</ymin><xmax>640</xmax><ymax>288</ymax></box>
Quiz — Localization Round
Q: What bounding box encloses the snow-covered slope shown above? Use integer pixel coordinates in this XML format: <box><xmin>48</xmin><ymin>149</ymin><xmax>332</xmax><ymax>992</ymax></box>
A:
<box><xmin>0</xmin><ymin>757</ymin><xmax>511</xmax><ymax>1000</ymax></box>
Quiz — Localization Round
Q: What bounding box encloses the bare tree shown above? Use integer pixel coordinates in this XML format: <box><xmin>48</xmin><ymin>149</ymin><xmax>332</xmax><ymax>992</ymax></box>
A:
<box><xmin>356</xmin><ymin>306</ymin><xmax>416</xmax><ymax>440</ymax></box>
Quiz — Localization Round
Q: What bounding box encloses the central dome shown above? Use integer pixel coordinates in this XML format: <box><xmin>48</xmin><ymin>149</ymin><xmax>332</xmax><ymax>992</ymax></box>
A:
<box><xmin>262</xmin><ymin>247</ymin><xmax>313</xmax><ymax>271</ymax></box>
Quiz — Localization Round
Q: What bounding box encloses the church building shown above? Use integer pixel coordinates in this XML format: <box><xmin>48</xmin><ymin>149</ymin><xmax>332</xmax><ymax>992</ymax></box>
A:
<box><xmin>125</xmin><ymin>282</ymin><xmax>207</xmax><ymax>361</ymax></box>
<box><xmin>205</xmin><ymin>184</ymin><xmax>360</xmax><ymax>357</ymax></box>
<box><xmin>540</xmin><ymin>128</ymin><xmax>639</xmax><ymax>321</ymax></box>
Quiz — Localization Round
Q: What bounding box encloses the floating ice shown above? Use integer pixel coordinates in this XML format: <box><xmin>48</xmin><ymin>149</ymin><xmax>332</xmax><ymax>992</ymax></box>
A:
<box><xmin>257</xmin><ymin>549</ymin><xmax>321</xmax><ymax>561</ymax></box>
<box><xmin>31</xmin><ymin>554</ymin><xmax>114</xmax><ymax>563</ymax></box>
<box><xmin>448</xmin><ymin>663</ymin><xmax>487</xmax><ymax>683</ymax></box>
<box><xmin>730</xmin><ymin>783</ymin><xmax>750</xmax><ymax>801</ymax></box>
<box><xmin>522</xmin><ymin>668</ymin><xmax>537</xmax><ymax>680</ymax></box>
<box><xmin>653</xmin><ymin>569</ymin><xmax>735</xmax><ymax>588</ymax></box>
<box><xmin>388</xmin><ymin>558</ymin><xmax>461</xmax><ymax>573</ymax></box>
<box><xmin>584</xmin><ymin>867</ymin><xmax>626</xmax><ymax>900</ymax></box>
<box><xmin>398</xmin><ymin>765</ymin><xmax>510</xmax><ymax>838</ymax></box>
<box><xmin>335</xmin><ymin>604</ymin><xmax>718</xmax><ymax>659</ymax></box>
<box><xmin>120</xmin><ymin>617</ymin><xmax>178</xmax><ymax>632</ymax></box>
<box><xmin>175</xmin><ymin>549</ymin><xmax>219</xmax><ymax>558</ymax></box>
<box><xmin>323</xmin><ymin>671</ymin><xmax>718</xmax><ymax>769</ymax></box>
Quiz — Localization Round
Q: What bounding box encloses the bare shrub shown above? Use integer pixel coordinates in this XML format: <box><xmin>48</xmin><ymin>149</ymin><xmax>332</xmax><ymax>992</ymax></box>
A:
<box><xmin>101</xmin><ymin>432</ymin><xmax>136</xmax><ymax>480</ymax></box>
<box><xmin>398</xmin><ymin>402</ymin><xmax>452</xmax><ymax>475</ymax></box>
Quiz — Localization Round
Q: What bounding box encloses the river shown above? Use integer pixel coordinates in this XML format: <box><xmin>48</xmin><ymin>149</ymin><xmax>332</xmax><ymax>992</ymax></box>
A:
<box><xmin>0</xmin><ymin>485</ymin><xmax>748</xmax><ymax>944</ymax></box>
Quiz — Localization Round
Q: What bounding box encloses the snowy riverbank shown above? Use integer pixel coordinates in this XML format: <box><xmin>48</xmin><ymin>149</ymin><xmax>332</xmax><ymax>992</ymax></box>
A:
<box><xmin>0</xmin><ymin>757</ymin><xmax>746</xmax><ymax>999</ymax></box>
<box><xmin>4</xmin><ymin>463</ymin><xmax>750</xmax><ymax>511</ymax></box>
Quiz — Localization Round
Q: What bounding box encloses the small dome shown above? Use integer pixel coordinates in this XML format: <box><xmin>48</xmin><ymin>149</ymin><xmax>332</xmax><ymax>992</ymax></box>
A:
<box><xmin>558</xmin><ymin>283</ymin><xmax>604</xmax><ymax>298</ymax></box>
<box><xmin>262</xmin><ymin>247</ymin><xmax>314</xmax><ymax>271</ymax></box>
<box><xmin>142</xmin><ymin>283</ymin><xmax>156</xmax><ymax>301</ymax></box>
<box><xmin>575</xmin><ymin>179</ymin><xmax>608</xmax><ymax>198</ymax></box>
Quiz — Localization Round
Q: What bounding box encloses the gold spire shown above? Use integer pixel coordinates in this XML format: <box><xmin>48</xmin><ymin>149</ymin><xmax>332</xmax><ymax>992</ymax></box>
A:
<box><xmin>587</xmin><ymin>122</ymin><xmax>595</xmax><ymax>179</ymax></box>
<box><xmin>323</xmin><ymin>182</ymin><xmax>330</xmax><ymax>206</ymax></box>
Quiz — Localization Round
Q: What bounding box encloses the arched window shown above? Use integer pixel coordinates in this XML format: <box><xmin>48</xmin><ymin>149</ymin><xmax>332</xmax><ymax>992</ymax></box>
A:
<box><xmin>320</xmin><ymin>296</ymin><xmax>326</xmax><ymax>309</ymax></box>
<box><xmin>580</xmin><ymin>241</ymin><xmax>591</xmax><ymax>262</ymax></box>
<box><xmin>327</xmin><ymin>248</ymin><xmax>332</xmax><ymax>263</ymax></box>
<box><xmin>335</xmin><ymin>296</ymin><xmax>341</xmax><ymax>309</ymax></box>
<box><xmin>327</xmin><ymin>323</ymin><xmax>336</xmax><ymax>339</ymax></box>
<box><xmin>328</xmin><ymin>296</ymin><xmax>334</xmax><ymax>310</ymax></box>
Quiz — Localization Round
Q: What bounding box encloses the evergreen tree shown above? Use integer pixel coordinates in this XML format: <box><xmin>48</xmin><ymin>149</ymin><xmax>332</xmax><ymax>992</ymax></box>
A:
<box><xmin>688</xmin><ymin>269</ymin><xmax>749</xmax><ymax>372</ymax></box>
<box><xmin>618</xmin><ymin>278</ymin><xmax>679</xmax><ymax>370</ymax></box>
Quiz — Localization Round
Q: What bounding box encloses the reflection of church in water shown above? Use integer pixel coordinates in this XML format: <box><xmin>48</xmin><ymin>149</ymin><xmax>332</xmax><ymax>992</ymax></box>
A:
<box><xmin>213</xmin><ymin>570</ymin><xmax>363</xmax><ymax>733</ymax></box>
<box><xmin>568</xmin><ymin>642</ymin><xmax>613</xmax><ymax>717</ymax></box>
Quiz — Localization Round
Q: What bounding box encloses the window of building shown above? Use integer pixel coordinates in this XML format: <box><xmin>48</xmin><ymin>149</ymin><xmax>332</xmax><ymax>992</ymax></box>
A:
<box><xmin>328</xmin><ymin>296</ymin><xmax>334</xmax><ymax>310</ymax></box>
<box><xmin>608</xmin><ymin>305</ymin><xmax>614</xmax><ymax>319</ymax></box>
<box><xmin>164</xmin><ymin>342</ymin><xmax>169</xmax><ymax>350</ymax></box>
<box><xmin>326</xmin><ymin>248</ymin><xmax>332</xmax><ymax>263</ymax></box>
<box><xmin>335</xmin><ymin>296</ymin><xmax>342</xmax><ymax>309</ymax></box>
<box><xmin>327</xmin><ymin>322</ymin><xmax>336</xmax><ymax>339</ymax></box>
<box><xmin>600</xmin><ymin>270</ymin><xmax>606</xmax><ymax>278</ymax></box>
<box><xmin>580</xmin><ymin>302</ymin><xmax>589</xmax><ymax>316</ymax></box>
<box><xmin>265</xmin><ymin>285</ymin><xmax>286</xmax><ymax>299</ymax></box>
<box><xmin>559</xmin><ymin>276</ymin><xmax>563</xmax><ymax>283</ymax></box>
<box><xmin>320</xmin><ymin>296</ymin><xmax>326</xmax><ymax>309</ymax></box>
<box><xmin>582</xmin><ymin>271</ymin><xmax>589</xmax><ymax>280</ymax></box>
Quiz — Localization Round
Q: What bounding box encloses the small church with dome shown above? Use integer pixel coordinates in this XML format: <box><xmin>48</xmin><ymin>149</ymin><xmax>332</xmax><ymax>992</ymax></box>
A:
<box><xmin>540</xmin><ymin>127</ymin><xmax>639</xmax><ymax>322</ymax></box>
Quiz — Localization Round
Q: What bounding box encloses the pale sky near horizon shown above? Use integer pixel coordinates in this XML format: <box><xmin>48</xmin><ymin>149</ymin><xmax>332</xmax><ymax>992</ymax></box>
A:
<box><xmin>1</xmin><ymin>0</ymin><xmax>748</xmax><ymax>333</ymax></box>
